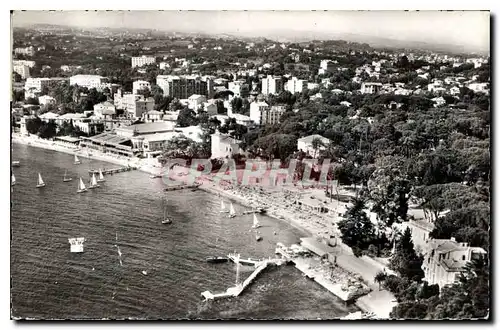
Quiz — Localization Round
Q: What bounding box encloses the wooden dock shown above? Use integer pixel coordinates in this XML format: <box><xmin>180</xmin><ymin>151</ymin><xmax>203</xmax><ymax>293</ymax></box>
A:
<box><xmin>88</xmin><ymin>166</ymin><xmax>137</xmax><ymax>175</ymax></box>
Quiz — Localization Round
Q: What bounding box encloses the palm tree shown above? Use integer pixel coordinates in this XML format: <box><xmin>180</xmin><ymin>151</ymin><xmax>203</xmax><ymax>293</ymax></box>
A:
<box><xmin>374</xmin><ymin>271</ymin><xmax>387</xmax><ymax>290</ymax></box>
<box><xmin>311</xmin><ymin>137</ymin><xmax>325</xmax><ymax>158</ymax></box>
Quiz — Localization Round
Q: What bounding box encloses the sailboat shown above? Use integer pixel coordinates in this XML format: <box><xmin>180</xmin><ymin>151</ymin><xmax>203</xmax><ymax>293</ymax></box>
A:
<box><xmin>77</xmin><ymin>177</ymin><xmax>88</xmax><ymax>193</ymax></box>
<box><xmin>220</xmin><ymin>200</ymin><xmax>229</xmax><ymax>213</ymax></box>
<box><xmin>11</xmin><ymin>174</ymin><xmax>16</xmax><ymax>186</ymax></box>
<box><xmin>228</xmin><ymin>203</ymin><xmax>236</xmax><ymax>218</ymax></box>
<box><xmin>97</xmin><ymin>169</ymin><xmax>106</xmax><ymax>183</ymax></box>
<box><xmin>88</xmin><ymin>173</ymin><xmax>100</xmax><ymax>189</ymax></box>
<box><xmin>63</xmin><ymin>170</ymin><xmax>73</xmax><ymax>182</ymax></box>
<box><xmin>162</xmin><ymin>198</ymin><xmax>172</xmax><ymax>224</ymax></box>
<box><xmin>252</xmin><ymin>213</ymin><xmax>261</xmax><ymax>229</ymax></box>
<box><xmin>255</xmin><ymin>232</ymin><xmax>262</xmax><ymax>242</ymax></box>
<box><xmin>74</xmin><ymin>154</ymin><xmax>81</xmax><ymax>165</ymax></box>
<box><xmin>36</xmin><ymin>173</ymin><xmax>46</xmax><ymax>188</ymax></box>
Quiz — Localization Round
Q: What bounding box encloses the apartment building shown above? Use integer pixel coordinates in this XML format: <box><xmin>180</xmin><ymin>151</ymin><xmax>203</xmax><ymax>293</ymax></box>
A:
<box><xmin>14</xmin><ymin>46</ymin><xmax>35</xmax><ymax>56</ymax></box>
<box><xmin>228</xmin><ymin>80</ymin><xmax>250</xmax><ymax>98</ymax></box>
<box><xmin>131</xmin><ymin>55</ymin><xmax>156</xmax><ymax>68</ymax></box>
<box><xmin>156</xmin><ymin>75</ymin><xmax>213</xmax><ymax>99</ymax></box>
<box><xmin>261</xmin><ymin>75</ymin><xmax>284</xmax><ymax>95</ymax></box>
<box><xmin>70</xmin><ymin>75</ymin><xmax>110</xmax><ymax>91</ymax></box>
<box><xmin>285</xmin><ymin>77</ymin><xmax>307</xmax><ymax>94</ymax></box>
<box><xmin>13</xmin><ymin>64</ymin><xmax>30</xmax><ymax>79</ymax></box>
<box><xmin>360</xmin><ymin>82</ymin><xmax>383</xmax><ymax>94</ymax></box>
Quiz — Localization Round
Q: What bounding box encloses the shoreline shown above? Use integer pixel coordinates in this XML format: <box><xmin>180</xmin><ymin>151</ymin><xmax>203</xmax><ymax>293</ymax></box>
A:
<box><xmin>12</xmin><ymin>133</ymin><xmax>315</xmax><ymax>237</ymax></box>
<box><xmin>12</xmin><ymin>133</ymin><xmax>395</xmax><ymax>318</ymax></box>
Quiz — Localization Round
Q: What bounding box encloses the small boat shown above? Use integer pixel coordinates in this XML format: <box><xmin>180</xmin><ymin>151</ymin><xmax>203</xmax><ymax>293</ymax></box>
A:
<box><xmin>63</xmin><ymin>170</ymin><xmax>73</xmax><ymax>182</ymax></box>
<box><xmin>68</xmin><ymin>237</ymin><xmax>85</xmax><ymax>253</ymax></box>
<box><xmin>142</xmin><ymin>270</ymin><xmax>148</xmax><ymax>276</ymax></box>
<box><xmin>150</xmin><ymin>174</ymin><xmax>163</xmax><ymax>179</ymax></box>
<box><xmin>220</xmin><ymin>200</ymin><xmax>229</xmax><ymax>213</ymax></box>
<box><xmin>12</xmin><ymin>161</ymin><xmax>20</xmax><ymax>167</ymax></box>
<box><xmin>161</xmin><ymin>197</ymin><xmax>172</xmax><ymax>224</ymax></box>
<box><xmin>273</xmin><ymin>231</ymin><xmax>277</xmax><ymax>235</ymax></box>
<box><xmin>255</xmin><ymin>235</ymin><xmax>262</xmax><ymax>242</ymax></box>
<box><xmin>251</xmin><ymin>213</ymin><xmax>261</xmax><ymax>229</ymax></box>
<box><xmin>206</xmin><ymin>256</ymin><xmax>229</xmax><ymax>264</ymax></box>
<box><xmin>97</xmin><ymin>169</ymin><xmax>105</xmax><ymax>183</ymax></box>
<box><xmin>11</xmin><ymin>174</ymin><xmax>16</xmax><ymax>186</ymax></box>
<box><xmin>74</xmin><ymin>154</ymin><xmax>81</xmax><ymax>165</ymax></box>
<box><xmin>88</xmin><ymin>173</ymin><xmax>100</xmax><ymax>189</ymax></box>
<box><xmin>77</xmin><ymin>177</ymin><xmax>88</xmax><ymax>193</ymax></box>
<box><xmin>36</xmin><ymin>173</ymin><xmax>46</xmax><ymax>188</ymax></box>
<box><xmin>228</xmin><ymin>203</ymin><xmax>236</xmax><ymax>218</ymax></box>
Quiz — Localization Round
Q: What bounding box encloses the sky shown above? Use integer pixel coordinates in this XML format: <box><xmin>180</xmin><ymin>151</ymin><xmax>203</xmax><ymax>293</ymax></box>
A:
<box><xmin>11</xmin><ymin>11</ymin><xmax>490</xmax><ymax>52</ymax></box>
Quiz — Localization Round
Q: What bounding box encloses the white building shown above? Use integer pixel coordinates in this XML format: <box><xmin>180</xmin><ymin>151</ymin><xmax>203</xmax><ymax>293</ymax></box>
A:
<box><xmin>361</xmin><ymin>82</ymin><xmax>383</xmax><ymax>94</ymax></box>
<box><xmin>39</xmin><ymin>111</ymin><xmax>60</xmax><ymax>123</ymax></box>
<box><xmin>211</xmin><ymin>131</ymin><xmax>242</xmax><ymax>159</ymax></box>
<box><xmin>422</xmin><ymin>238</ymin><xmax>486</xmax><ymax>290</ymax></box>
<box><xmin>13</xmin><ymin>60</ymin><xmax>35</xmax><ymax>68</ymax></box>
<box><xmin>261</xmin><ymin>75</ymin><xmax>284</xmax><ymax>95</ymax></box>
<box><xmin>142</xmin><ymin>110</ymin><xmax>164</xmax><ymax>123</ymax></box>
<box><xmin>318</xmin><ymin>59</ymin><xmax>336</xmax><ymax>75</ymax></box>
<box><xmin>38</xmin><ymin>95</ymin><xmax>56</xmax><ymax>106</ymax></box>
<box><xmin>467</xmin><ymin>83</ymin><xmax>489</xmax><ymax>94</ymax></box>
<box><xmin>285</xmin><ymin>77</ymin><xmax>307</xmax><ymax>94</ymax></box>
<box><xmin>307</xmin><ymin>82</ymin><xmax>320</xmax><ymax>90</ymax></box>
<box><xmin>24</xmin><ymin>77</ymin><xmax>51</xmax><ymax>99</ymax></box>
<box><xmin>13</xmin><ymin>64</ymin><xmax>30</xmax><ymax>79</ymax></box>
<box><xmin>14</xmin><ymin>46</ymin><xmax>35</xmax><ymax>56</ymax></box>
<box><xmin>228</xmin><ymin>81</ymin><xmax>250</xmax><ymax>98</ymax></box>
<box><xmin>297</xmin><ymin>134</ymin><xmax>330</xmax><ymax>156</ymax></box>
<box><xmin>115</xmin><ymin>92</ymin><xmax>155</xmax><ymax>119</ymax></box>
<box><xmin>70</xmin><ymin>75</ymin><xmax>109</xmax><ymax>91</ymax></box>
<box><xmin>188</xmin><ymin>94</ymin><xmax>207</xmax><ymax>112</ymax></box>
<box><xmin>93</xmin><ymin>101</ymin><xmax>116</xmax><ymax>118</ymax></box>
<box><xmin>132</xmin><ymin>80</ymin><xmax>151</xmax><ymax>94</ymax></box>
<box><xmin>249</xmin><ymin>101</ymin><xmax>270</xmax><ymax>125</ymax></box>
<box><xmin>432</xmin><ymin>97</ymin><xmax>446</xmax><ymax>107</ymax></box>
<box><xmin>131</xmin><ymin>56</ymin><xmax>156</xmax><ymax>68</ymax></box>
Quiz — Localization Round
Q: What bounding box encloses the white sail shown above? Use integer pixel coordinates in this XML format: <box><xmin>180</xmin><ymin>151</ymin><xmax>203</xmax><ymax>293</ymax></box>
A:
<box><xmin>37</xmin><ymin>173</ymin><xmax>44</xmax><ymax>186</ymax></box>
<box><xmin>221</xmin><ymin>200</ymin><xmax>226</xmax><ymax>211</ymax></box>
<box><xmin>79</xmin><ymin>177</ymin><xmax>86</xmax><ymax>190</ymax></box>
<box><xmin>11</xmin><ymin>174</ymin><xmax>16</xmax><ymax>185</ymax></box>
<box><xmin>91</xmin><ymin>173</ymin><xmax>98</xmax><ymax>186</ymax></box>
<box><xmin>229</xmin><ymin>203</ymin><xmax>236</xmax><ymax>216</ymax></box>
<box><xmin>98</xmin><ymin>169</ymin><xmax>105</xmax><ymax>181</ymax></box>
<box><xmin>74</xmin><ymin>155</ymin><xmax>80</xmax><ymax>163</ymax></box>
<box><xmin>253</xmin><ymin>213</ymin><xmax>260</xmax><ymax>228</ymax></box>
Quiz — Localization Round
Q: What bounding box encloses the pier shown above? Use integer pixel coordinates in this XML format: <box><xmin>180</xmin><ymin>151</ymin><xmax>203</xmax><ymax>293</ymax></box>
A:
<box><xmin>88</xmin><ymin>166</ymin><xmax>137</xmax><ymax>175</ymax></box>
<box><xmin>201</xmin><ymin>254</ymin><xmax>286</xmax><ymax>301</ymax></box>
<box><xmin>164</xmin><ymin>184</ymin><xmax>201</xmax><ymax>192</ymax></box>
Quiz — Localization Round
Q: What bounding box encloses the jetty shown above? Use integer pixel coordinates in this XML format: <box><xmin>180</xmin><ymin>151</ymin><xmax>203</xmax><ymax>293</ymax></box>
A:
<box><xmin>88</xmin><ymin>166</ymin><xmax>137</xmax><ymax>175</ymax></box>
<box><xmin>164</xmin><ymin>183</ymin><xmax>201</xmax><ymax>192</ymax></box>
<box><xmin>201</xmin><ymin>254</ymin><xmax>286</xmax><ymax>301</ymax></box>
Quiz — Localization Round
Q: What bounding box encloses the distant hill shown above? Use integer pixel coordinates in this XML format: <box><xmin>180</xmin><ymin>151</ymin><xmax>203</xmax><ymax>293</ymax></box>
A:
<box><xmin>15</xmin><ymin>24</ymin><xmax>489</xmax><ymax>56</ymax></box>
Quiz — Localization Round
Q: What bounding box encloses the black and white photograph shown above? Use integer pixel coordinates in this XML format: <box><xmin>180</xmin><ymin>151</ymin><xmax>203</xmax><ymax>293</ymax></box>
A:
<box><xmin>9</xmin><ymin>9</ymin><xmax>491</xmax><ymax>321</ymax></box>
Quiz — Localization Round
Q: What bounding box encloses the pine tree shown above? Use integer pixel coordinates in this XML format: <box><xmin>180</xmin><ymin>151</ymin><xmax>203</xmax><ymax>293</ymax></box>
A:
<box><xmin>389</xmin><ymin>227</ymin><xmax>424</xmax><ymax>282</ymax></box>
<box><xmin>338</xmin><ymin>198</ymin><xmax>376</xmax><ymax>255</ymax></box>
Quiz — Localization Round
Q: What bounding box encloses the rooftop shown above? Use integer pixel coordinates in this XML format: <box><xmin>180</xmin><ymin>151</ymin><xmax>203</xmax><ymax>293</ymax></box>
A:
<box><xmin>116</xmin><ymin>121</ymin><xmax>175</xmax><ymax>135</ymax></box>
<box><xmin>297</xmin><ymin>134</ymin><xmax>330</xmax><ymax>144</ymax></box>
<box><xmin>85</xmin><ymin>132</ymin><xmax>131</xmax><ymax>146</ymax></box>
